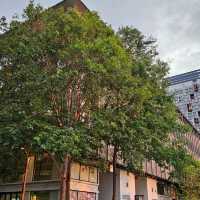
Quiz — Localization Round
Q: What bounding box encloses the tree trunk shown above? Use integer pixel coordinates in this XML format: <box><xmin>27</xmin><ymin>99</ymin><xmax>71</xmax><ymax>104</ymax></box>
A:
<box><xmin>60</xmin><ymin>155</ymin><xmax>72</xmax><ymax>200</ymax></box>
<box><xmin>112</xmin><ymin>146</ymin><xmax>117</xmax><ymax>200</ymax></box>
<box><xmin>20</xmin><ymin>157</ymin><xmax>31</xmax><ymax>200</ymax></box>
<box><xmin>66</xmin><ymin>156</ymin><xmax>72</xmax><ymax>200</ymax></box>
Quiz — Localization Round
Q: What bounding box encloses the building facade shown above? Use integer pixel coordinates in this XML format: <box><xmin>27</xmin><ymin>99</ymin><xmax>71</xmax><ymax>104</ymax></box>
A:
<box><xmin>1</xmin><ymin>1</ymin><xmax>200</xmax><ymax>200</ymax></box>
<box><xmin>0</xmin><ymin>154</ymin><xmax>177</xmax><ymax>200</ymax></box>
<box><xmin>0</xmin><ymin>157</ymin><xmax>99</xmax><ymax>200</ymax></box>
<box><xmin>168</xmin><ymin>69</ymin><xmax>200</xmax><ymax>132</ymax></box>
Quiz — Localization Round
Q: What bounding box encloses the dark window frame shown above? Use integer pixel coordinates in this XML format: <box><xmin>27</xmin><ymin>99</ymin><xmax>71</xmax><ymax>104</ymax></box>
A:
<box><xmin>135</xmin><ymin>195</ymin><xmax>144</xmax><ymax>200</ymax></box>
<box><xmin>194</xmin><ymin>118</ymin><xmax>199</xmax><ymax>124</ymax></box>
<box><xmin>76</xmin><ymin>164</ymin><xmax>98</xmax><ymax>184</ymax></box>
<box><xmin>187</xmin><ymin>103</ymin><xmax>193</xmax><ymax>112</ymax></box>
<box><xmin>33</xmin><ymin>156</ymin><xmax>53</xmax><ymax>181</ymax></box>
<box><xmin>190</xmin><ymin>94</ymin><xmax>195</xmax><ymax>100</ymax></box>
<box><xmin>0</xmin><ymin>193</ymin><xmax>20</xmax><ymax>200</ymax></box>
<box><xmin>194</xmin><ymin>84</ymin><xmax>199</xmax><ymax>92</ymax></box>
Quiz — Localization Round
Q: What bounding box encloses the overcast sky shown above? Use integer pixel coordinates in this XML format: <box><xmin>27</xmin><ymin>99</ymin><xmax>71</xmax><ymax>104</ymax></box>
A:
<box><xmin>1</xmin><ymin>0</ymin><xmax>200</xmax><ymax>76</ymax></box>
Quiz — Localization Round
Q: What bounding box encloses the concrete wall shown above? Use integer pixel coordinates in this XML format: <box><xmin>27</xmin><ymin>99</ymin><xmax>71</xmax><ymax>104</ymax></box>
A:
<box><xmin>0</xmin><ymin>160</ymin><xmax>99</xmax><ymax>200</ymax></box>
<box><xmin>99</xmin><ymin>171</ymin><xmax>116</xmax><ymax>200</ymax></box>
<box><xmin>135</xmin><ymin>177</ymin><xmax>148</xmax><ymax>200</ymax></box>
<box><xmin>119</xmin><ymin>170</ymin><xmax>135</xmax><ymax>200</ymax></box>
<box><xmin>70</xmin><ymin>162</ymin><xmax>99</xmax><ymax>196</ymax></box>
<box><xmin>99</xmin><ymin>169</ymin><xmax>135</xmax><ymax>200</ymax></box>
<box><xmin>147</xmin><ymin>178</ymin><xmax>158</xmax><ymax>200</ymax></box>
<box><xmin>0</xmin><ymin>156</ymin><xmax>178</xmax><ymax>200</ymax></box>
<box><xmin>135</xmin><ymin>177</ymin><xmax>158</xmax><ymax>200</ymax></box>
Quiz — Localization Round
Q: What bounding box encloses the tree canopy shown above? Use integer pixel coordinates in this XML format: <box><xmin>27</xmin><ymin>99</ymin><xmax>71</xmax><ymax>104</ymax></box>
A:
<box><xmin>0</xmin><ymin>2</ymin><xmax>194</xmax><ymax>200</ymax></box>
<box><xmin>0</xmin><ymin>1</ymin><xmax>131</xmax><ymax>180</ymax></box>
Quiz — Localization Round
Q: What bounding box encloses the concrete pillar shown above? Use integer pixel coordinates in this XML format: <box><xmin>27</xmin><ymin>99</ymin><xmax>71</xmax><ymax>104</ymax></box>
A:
<box><xmin>135</xmin><ymin>177</ymin><xmax>148</xmax><ymax>200</ymax></box>
<box><xmin>119</xmin><ymin>170</ymin><xmax>135</xmax><ymax>200</ymax></box>
<box><xmin>146</xmin><ymin>178</ymin><xmax>158</xmax><ymax>200</ymax></box>
<box><xmin>99</xmin><ymin>169</ymin><xmax>135</xmax><ymax>200</ymax></box>
<box><xmin>99</xmin><ymin>171</ymin><xmax>119</xmax><ymax>200</ymax></box>
<box><xmin>135</xmin><ymin>176</ymin><xmax>158</xmax><ymax>200</ymax></box>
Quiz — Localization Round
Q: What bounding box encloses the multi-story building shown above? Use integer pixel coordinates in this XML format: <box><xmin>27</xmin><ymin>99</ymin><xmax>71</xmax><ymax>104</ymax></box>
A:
<box><xmin>168</xmin><ymin>69</ymin><xmax>200</xmax><ymax>131</ymax></box>
<box><xmin>2</xmin><ymin>113</ymin><xmax>200</xmax><ymax>200</ymax></box>
<box><xmin>1</xmin><ymin>1</ymin><xmax>200</xmax><ymax>200</ymax></box>
<box><xmin>0</xmin><ymin>155</ymin><xmax>176</xmax><ymax>200</ymax></box>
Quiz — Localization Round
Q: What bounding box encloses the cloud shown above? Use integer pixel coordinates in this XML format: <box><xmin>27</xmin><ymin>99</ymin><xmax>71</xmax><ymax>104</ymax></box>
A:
<box><xmin>150</xmin><ymin>0</ymin><xmax>200</xmax><ymax>75</ymax></box>
<box><xmin>1</xmin><ymin>0</ymin><xmax>200</xmax><ymax>76</ymax></box>
<box><xmin>84</xmin><ymin>0</ymin><xmax>200</xmax><ymax>76</ymax></box>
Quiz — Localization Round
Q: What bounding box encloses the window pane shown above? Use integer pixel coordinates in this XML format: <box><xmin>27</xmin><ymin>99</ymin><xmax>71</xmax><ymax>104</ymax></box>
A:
<box><xmin>78</xmin><ymin>192</ymin><xmax>96</xmax><ymax>200</ymax></box>
<box><xmin>157</xmin><ymin>182</ymin><xmax>165</xmax><ymax>195</ymax></box>
<box><xmin>89</xmin><ymin>167</ymin><xmax>97</xmax><ymax>183</ymax></box>
<box><xmin>0</xmin><ymin>193</ymin><xmax>20</xmax><ymax>200</ymax></box>
<box><xmin>16</xmin><ymin>193</ymin><xmax>20</xmax><ymax>200</ymax></box>
<box><xmin>34</xmin><ymin>156</ymin><xmax>53</xmax><ymax>181</ymax></box>
<box><xmin>30</xmin><ymin>194</ymin><xmax>37</xmax><ymax>200</ymax></box>
<box><xmin>0</xmin><ymin>194</ymin><xmax>5</xmax><ymax>200</ymax></box>
<box><xmin>70</xmin><ymin>191</ymin><xmax>78</xmax><ymax>200</ymax></box>
<box><xmin>80</xmin><ymin>165</ymin><xmax>89</xmax><ymax>182</ymax></box>
<box><xmin>71</xmin><ymin>163</ymin><xmax>80</xmax><ymax>180</ymax></box>
<box><xmin>78</xmin><ymin>192</ymin><xmax>87</xmax><ymax>200</ymax></box>
<box><xmin>87</xmin><ymin>193</ymin><xmax>96</xmax><ymax>200</ymax></box>
<box><xmin>31</xmin><ymin>192</ymin><xmax>50</xmax><ymax>200</ymax></box>
<box><xmin>6</xmin><ymin>193</ymin><xmax>11</xmax><ymax>200</ymax></box>
<box><xmin>11</xmin><ymin>193</ymin><xmax>17</xmax><ymax>200</ymax></box>
<box><xmin>16</xmin><ymin>194</ymin><xmax>20</xmax><ymax>200</ymax></box>
<box><xmin>187</xmin><ymin>103</ymin><xmax>192</xmax><ymax>112</ymax></box>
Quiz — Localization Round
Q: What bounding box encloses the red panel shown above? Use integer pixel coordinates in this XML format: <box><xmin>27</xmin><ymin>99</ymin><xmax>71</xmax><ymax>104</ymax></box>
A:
<box><xmin>70</xmin><ymin>191</ymin><xmax>78</xmax><ymax>200</ymax></box>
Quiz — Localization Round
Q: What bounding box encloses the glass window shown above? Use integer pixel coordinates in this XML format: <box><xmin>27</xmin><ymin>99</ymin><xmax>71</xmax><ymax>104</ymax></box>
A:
<box><xmin>71</xmin><ymin>163</ymin><xmax>80</xmax><ymax>180</ymax></box>
<box><xmin>78</xmin><ymin>192</ymin><xmax>96</xmax><ymax>200</ymax></box>
<box><xmin>70</xmin><ymin>191</ymin><xmax>78</xmax><ymax>200</ymax></box>
<box><xmin>87</xmin><ymin>193</ymin><xmax>96</xmax><ymax>200</ymax></box>
<box><xmin>187</xmin><ymin>103</ymin><xmax>192</xmax><ymax>112</ymax></box>
<box><xmin>6</xmin><ymin>193</ymin><xmax>10</xmax><ymax>200</ymax></box>
<box><xmin>11</xmin><ymin>193</ymin><xmax>20</xmax><ymax>200</ymax></box>
<box><xmin>78</xmin><ymin>192</ymin><xmax>87</xmax><ymax>200</ymax></box>
<box><xmin>0</xmin><ymin>193</ymin><xmax>20</xmax><ymax>200</ymax></box>
<box><xmin>34</xmin><ymin>156</ymin><xmax>53</xmax><ymax>181</ymax></box>
<box><xmin>135</xmin><ymin>195</ymin><xmax>144</xmax><ymax>200</ymax></box>
<box><xmin>194</xmin><ymin>84</ymin><xmax>199</xmax><ymax>92</ymax></box>
<box><xmin>194</xmin><ymin>118</ymin><xmax>199</xmax><ymax>124</ymax></box>
<box><xmin>30</xmin><ymin>192</ymin><xmax>50</xmax><ymax>200</ymax></box>
<box><xmin>157</xmin><ymin>182</ymin><xmax>165</xmax><ymax>195</ymax></box>
<box><xmin>80</xmin><ymin>165</ymin><xmax>89</xmax><ymax>182</ymax></box>
<box><xmin>0</xmin><ymin>193</ymin><xmax>5</xmax><ymax>200</ymax></box>
<box><xmin>89</xmin><ymin>167</ymin><xmax>97</xmax><ymax>183</ymax></box>
<box><xmin>190</xmin><ymin>94</ymin><xmax>195</xmax><ymax>100</ymax></box>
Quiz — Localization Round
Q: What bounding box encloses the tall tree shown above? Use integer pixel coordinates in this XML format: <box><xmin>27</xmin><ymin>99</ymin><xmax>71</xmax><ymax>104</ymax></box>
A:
<box><xmin>91</xmin><ymin>27</ymin><xmax>189</xmax><ymax>200</ymax></box>
<box><xmin>178</xmin><ymin>160</ymin><xmax>200</xmax><ymax>200</ymax></box>
<box><xmin>0</xmin><ymin>2</ymin><xmax>132</xmax><ymax>200</ymax></box>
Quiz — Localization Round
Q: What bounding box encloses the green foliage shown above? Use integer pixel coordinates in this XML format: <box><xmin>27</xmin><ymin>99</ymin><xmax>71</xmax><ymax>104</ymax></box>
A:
<box><xmin>175</xmin><ymin>159</ymin><xmax>200</xmax><ymax>200</ymax></box>
<box><xmin>0</xmin><ymin>147</ymin><xmax>25</xmax><ymax>183</ymax></box>
<box><xmin>118</xmin><ymin>27</ymin><xmax>190</xmax><ymax>170</ymax></box>
<box><xmin>0</xmin><ymin>1</ymin><xmax>190</xmax><ymax>185</ymax></box>
<box><xmin>91</xmin><ymin>26</ymin><xmax>190</xmax><ymax>173</ymax></box>
<box><xmin>0</xmin><ymin>1</ymin><xmax>131</xmax><ymax>180</ymax></box>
